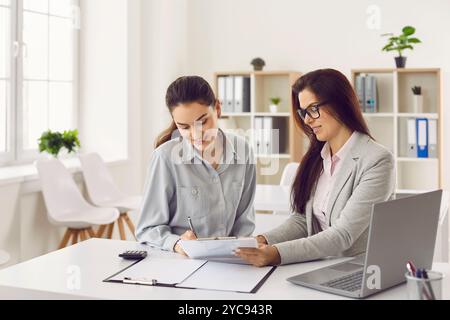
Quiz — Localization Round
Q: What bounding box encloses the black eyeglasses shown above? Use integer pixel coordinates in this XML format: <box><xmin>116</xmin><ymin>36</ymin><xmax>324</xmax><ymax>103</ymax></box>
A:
<box><xmin>297</xmin><ymin>101</ymin><xmax>328</xmax><ymax>121</ymax></box>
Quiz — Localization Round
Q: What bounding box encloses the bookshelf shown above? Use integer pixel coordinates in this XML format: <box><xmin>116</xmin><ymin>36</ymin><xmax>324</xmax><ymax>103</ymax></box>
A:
<box><xmin>214</xmin><ymin>71</ymin><xmax>303</xmax><ymax>185</ymax></box>
<box><xmin>351</xmin><ymin>68</ymin><xmax>443</xmax><ymax>194</ymax></box>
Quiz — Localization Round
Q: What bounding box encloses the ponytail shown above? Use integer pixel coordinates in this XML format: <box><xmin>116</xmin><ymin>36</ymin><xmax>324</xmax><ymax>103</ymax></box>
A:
<box><xmin>155</xmin><ymin>121</ymin><xmax>178</xmax><ymax>148</ymax></box>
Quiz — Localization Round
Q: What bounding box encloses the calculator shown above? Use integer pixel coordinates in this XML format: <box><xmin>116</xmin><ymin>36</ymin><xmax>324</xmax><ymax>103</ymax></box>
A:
<box><xmin>119</xmin><ymin>250</ymin><xmax>148</xmax><ymax>260</ymax></box>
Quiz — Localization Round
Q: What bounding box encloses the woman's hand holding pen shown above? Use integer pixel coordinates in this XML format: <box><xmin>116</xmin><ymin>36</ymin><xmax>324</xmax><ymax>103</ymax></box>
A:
<box><xmin>234</xmin><ymin>244</ymin><xmax>281</xmax><ymax>267</ymax></box>
<box><xmin>174</xmin><ymin>230</ymin><xmax>197</xmax><ymax>256</ymax></box>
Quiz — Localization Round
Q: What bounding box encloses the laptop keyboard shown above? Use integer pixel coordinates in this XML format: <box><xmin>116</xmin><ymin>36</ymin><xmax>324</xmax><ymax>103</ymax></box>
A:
<box><xmin>321</xmin><ymin>270</ymin><xmax>363</xmax><ymax>292</ymax></box>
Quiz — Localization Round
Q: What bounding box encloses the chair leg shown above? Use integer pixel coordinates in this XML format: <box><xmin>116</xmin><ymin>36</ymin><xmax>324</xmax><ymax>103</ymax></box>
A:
<box><xmin>123</xmin><ymin>213</ymin><xmax>137</xmax><ymax>240</ymax></box>
<box><xmin>87</xmin><ymin>227</ymin><xmax>96</xmax><ymax>238</ymax></box>
<box><xmin>97</xmin><ymin>225</ymin><xmax>107</xmax><ymax>238</ymax></box>
<box><xmin>117</xmin><ymin>215</ymin><xmax>126</xmax><ymax>240</ymax></box>
<box><xmin>106</xmin><ymin>222</ymin><xmax>114</xmax><ymax>239</ymax></box>
<box><xmin>71</xmin><ymin>230</ymin><xmax>79</xmax><ymax>245</ymax></box>
<box><xmin>59</xmin><ymin>229</ymin><xmax>72</xmax><ymax>249</ymax></box>
<box><xmin>80</xmin><ymin>229</ymin><xmax>87</xmax><ymax>241</ymax></box>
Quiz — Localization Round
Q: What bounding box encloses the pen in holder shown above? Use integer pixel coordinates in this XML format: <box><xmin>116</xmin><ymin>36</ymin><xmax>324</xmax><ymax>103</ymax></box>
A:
<box><xmin>405</xmin><ymin>270</ymin><xmax>443</xmax><ymax>300</ymax></box>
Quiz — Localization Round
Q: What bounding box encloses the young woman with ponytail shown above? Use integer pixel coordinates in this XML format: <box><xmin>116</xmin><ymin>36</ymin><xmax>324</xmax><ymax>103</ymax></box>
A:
<box><xmin>136</xmin><ymin>76</ymin><xmax>256</xmax><ymax>255</ymax></box>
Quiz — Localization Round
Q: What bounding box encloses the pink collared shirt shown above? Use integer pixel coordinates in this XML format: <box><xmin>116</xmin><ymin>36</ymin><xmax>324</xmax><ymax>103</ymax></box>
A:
<box><xmin>313</xmin><ymin>132</ymin><xmax>357</xmax><ymax>231</ymax></box>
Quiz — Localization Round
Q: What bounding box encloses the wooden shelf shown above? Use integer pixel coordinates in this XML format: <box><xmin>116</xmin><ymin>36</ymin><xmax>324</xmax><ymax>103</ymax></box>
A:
<box><xmin>253</xmin><ymin>112</ymin><xmax>291</xmax><ymax>117</ymax></box>
<box><xmin>256</xmin><ymin>153</ymin><xmax>291</xmax><ymax>159</ymax></box>
<box><xmin>397</xmin><ymin>157</ymin><xmax>438</xmax><ymax>163</ymax></box>
<box><xmin>397</xmin><ymin>113</ymin><xmax>438</xmax><ymax>119</ymax></box>
<box><xmin>363</xmin><ymin>112</ymin><xmax>394</xmax><ymax>117</ymax></box>
<box><xmin>221</xmin><ymin>113</ymin><xmax>252</xmax><ymax>117</ymax></box>
<box><xmin>353</xmin><ymin>68</ymin><xmax>442</xmax><ymax>191</ymax></box>
<box><xmin>214</xmin><ymin>70</ymin><xmax>302</xmax><ymax>185</ymax></box>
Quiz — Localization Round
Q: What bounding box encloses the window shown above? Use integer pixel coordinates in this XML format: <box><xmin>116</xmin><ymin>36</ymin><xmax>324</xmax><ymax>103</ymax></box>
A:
<box><xmin>0</xmin><ymin>0</ymin><xmax>79</xmax><ymax>165</ymax></box>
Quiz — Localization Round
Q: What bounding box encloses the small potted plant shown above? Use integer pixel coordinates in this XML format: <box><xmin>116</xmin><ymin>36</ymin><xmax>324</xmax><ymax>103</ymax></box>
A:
<box><xmin>411</xmin><ymin>85</ymin><xmax>423</xmax><ymax>113</ymax></box>
<box><xmin>38</xmin><ymin>129</ymin><xmax>81</xmax><ymax>158</ymax></box>
<box><xmin>251</xmin><ymin>57</ymin><xmax>266</xmax><ymax>71</ymax></box>
<box><xmin>269</xmin><ymin>97</ymin><xmax>281</xmax><ymax>113</ymax></box>
<box><xmin>381</xmin><ymin>26</ymin><xmax>421</xmax><ymax>68</ymax></box>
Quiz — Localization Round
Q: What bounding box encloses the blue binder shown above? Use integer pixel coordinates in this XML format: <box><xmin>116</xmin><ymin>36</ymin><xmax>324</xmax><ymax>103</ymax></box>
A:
<box><xmin>416</xmin><ymin>118</ymin><xmax>428</xmax><ymax>158</ymax></box>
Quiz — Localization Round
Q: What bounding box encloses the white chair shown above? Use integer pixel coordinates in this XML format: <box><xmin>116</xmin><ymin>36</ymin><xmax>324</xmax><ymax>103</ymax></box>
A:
<box><xmin>79</xmin><ymin>153</ymin><xmax>142</xmax><ymax>240</ymax></box>
<box><xmin>280</xmin><ymin>162</ymin><xmax>300</xmax><ymax>187</ymax></box>
<box><xmin>36</xmin><ymin>159</ymin><xmax>120</xmax><ymax>249</ymax></box>
<box><xmin>273</xmin><ymin>162</ymin><xmax>299</xmax><ymax>215</ymax></box>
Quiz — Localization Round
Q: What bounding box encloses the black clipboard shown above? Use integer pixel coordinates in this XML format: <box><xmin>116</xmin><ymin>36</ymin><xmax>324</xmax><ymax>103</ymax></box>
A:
<box><xmin>103</xmin><ymin>258</ymin><xmax>276</xmax><ymax>293</ymax></box>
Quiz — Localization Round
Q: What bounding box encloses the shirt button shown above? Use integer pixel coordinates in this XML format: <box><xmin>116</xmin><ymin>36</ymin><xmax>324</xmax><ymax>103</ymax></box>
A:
<box><xmin>191</xmin><ymin>188</ymin><xmax>198</xmax><ymax>195</ymax></box>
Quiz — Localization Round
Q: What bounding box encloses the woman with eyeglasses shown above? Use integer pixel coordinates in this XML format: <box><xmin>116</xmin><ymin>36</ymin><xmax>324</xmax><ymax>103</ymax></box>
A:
<box><xmin>235</xmin><ymin>69</ymin><xmax>395</xmax><ymax>266</ymax></box>
<box><xmin>136</xmin><ymin>76</ymin><xmax>256</xmax><ymax>255</ymax></box>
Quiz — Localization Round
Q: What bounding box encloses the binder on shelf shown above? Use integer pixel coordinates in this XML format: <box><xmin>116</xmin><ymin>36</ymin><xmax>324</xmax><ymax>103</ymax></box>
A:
<box><xmin>428</xmin><ymin>119</ymin><xmax>437</xmax><ymax>158</ymax></box>
<box><xmin>407</xmin><ymin>118</ymin><xmax>417</xmax><ymax>158</ymax></box>
<box><xmin>416</xmin><ymin>118</ymin><xmax>428</xmax><ymax>158</ymax></box>
<box><xmin>355</xmin><ymin>74</ymin><xmax>366</xmax><ymax>112</ymax></box>
<box><xmin>254</xmin><ymin>117</ymin><xmax>263</xmax><ymax>154</ymax></box>
<box><xmin>364</xmin><ymin>75</ymin><xmax>378</xmax><ymax>113</ymax></box>
<box><xmin>262</xmin><ymin>117</ymin><xmax>273</xmax><ymax>154</ymax></box>
<box><xmin>242</xmin><ymin>76</ymin><xmax>251</xmax><ymax>113</ymax></box>
<box><xmin>225</xmin><ymin>76</ymin><xmax>234</xmax><ymax>113</ymax></box>
<box><xmin>218</xmin><ymin>76</ymin><xmax>226</xmax><ymax>111</ymax></box>
<box><xmin>233</xmin><ymin>76</ymin><xmax>244</xmax><ymax>113</ymax></box>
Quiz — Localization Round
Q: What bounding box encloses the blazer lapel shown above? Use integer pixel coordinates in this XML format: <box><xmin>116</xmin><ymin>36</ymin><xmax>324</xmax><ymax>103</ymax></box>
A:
<box><xmin>326</xmin><ymin>133</ymin><xmax>369</xmax><ymax>226</ymax></box>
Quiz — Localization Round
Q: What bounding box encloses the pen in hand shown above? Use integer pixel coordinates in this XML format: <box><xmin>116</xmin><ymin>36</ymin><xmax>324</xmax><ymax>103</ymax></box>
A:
<box><xmin>187</xmin><ymin>216</ymin><xmax>198</xmax><ymax>238</ymax></box>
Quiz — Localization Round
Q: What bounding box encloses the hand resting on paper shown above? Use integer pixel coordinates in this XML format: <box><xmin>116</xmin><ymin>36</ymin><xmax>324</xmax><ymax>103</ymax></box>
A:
<box><xmin>234</xmin><ymin>237</ymin><xmax>281</xmax><ymax>267</ymax></box>
<box><xmin>174</xmin><ymin>230</ymin><xmax>197</xmax><ymax>256</ymax></box>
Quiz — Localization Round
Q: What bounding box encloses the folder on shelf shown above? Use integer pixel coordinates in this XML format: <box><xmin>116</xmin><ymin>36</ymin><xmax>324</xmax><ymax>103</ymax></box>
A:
<box><xmin>218</xmin><ymin>76</ymin><xmax>226</xmax><ymax>111</ymax></box>
<box><xmin>242</xmin><ymin>76</ymin><xmax>251</xmax><ymax>113</ymax></box>
<box><xmin>225</xmin><ymin>76</ymin><xmax>234</xmax><ymax>113</ymax></box>
<box><xmin>364</xmin><ymin>75</ymin><xmax>378</xmax><ymax>113</ymax></box>
<box><xmin>263</xmin><ymin>117</ymin><xmax>273</xmax><ymax>154</ymax></box>
<box><xmin>254</xmin><ymin>117</ymin><xmax>263</xmax><ymax>154</ymax></box>
<box><xmin>407</xmin><ymin>118</ymin><xmax>417</xmax><ymax>158</ymax></box>
<box><xmin>428</xmin><ymin>119</ymin><xmax>437</xmax><ymax>158</ymax></box>
<box><xmin>416</xmin><ymin>118</ymin><xmax>429</xmax><ymax>158</ymax></box>
<box><xmin>355</xmin><ymin>74</ymin><xmax>366</xmax><ymax>112</ymax></box>
<box><xmin>233</xmin><ymin>76</ymin><xmax>244</xmax><ymax>113</ymax></box>
<box><xmin>104</xmin><ymin>255</ymin><xmax>275</xmax><ymax>293</ymax></box>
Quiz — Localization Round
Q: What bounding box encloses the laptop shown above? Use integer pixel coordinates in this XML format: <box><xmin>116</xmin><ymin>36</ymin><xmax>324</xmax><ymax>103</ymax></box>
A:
<box><xmin>287</xmin><ymin>190</ymin><xmax>443</xmax><ymax>298</ymax></box>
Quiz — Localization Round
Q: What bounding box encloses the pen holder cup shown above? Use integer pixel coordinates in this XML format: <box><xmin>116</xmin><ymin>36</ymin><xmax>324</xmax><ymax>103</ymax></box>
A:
<box><xmin>405</xmin><ymin>271</ymin><xmax>443</xmax><ymax>300</ymax></box>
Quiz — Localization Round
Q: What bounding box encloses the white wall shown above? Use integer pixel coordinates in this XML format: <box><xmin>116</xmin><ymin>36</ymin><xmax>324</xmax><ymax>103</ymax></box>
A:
<box><xmin>154</xmin><ymin>0</ymin><xmax>450</xmax><ymax>190</ymax></box>
<box><xmin>140</xmin><ymin>0</ymin><xmax>189</xmax><ymax>168</ymax></box>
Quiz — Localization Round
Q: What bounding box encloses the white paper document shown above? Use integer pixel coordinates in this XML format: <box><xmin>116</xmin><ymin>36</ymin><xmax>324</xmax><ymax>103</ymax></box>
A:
<box><xmin>179</xmin><ymin>237</ymin><xmax>257</xmax><ymax>260</ymax></box>
<box><xmin>109</xmin><ymin>258</ymin><xmax>206</xmax><ymax>285</ymax></box>
<box><xmin>176</xmin><ymin>261</ymin><xmax>274</xmax><ymax>293</ymax></box>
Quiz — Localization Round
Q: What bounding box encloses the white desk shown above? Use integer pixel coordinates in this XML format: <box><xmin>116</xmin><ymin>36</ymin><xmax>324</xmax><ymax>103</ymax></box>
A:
<box><xmin>255</xmin><ymin>184</ymin><xmax>290</xmax><ymax>212</ymax></box>
<box><xmin>0</xmin><ymin>238</ymin><xmax>449</xmax><ymax>300</ymax></box>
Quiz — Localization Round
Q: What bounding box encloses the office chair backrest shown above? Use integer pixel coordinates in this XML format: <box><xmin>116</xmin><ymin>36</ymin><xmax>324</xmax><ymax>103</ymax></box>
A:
<box><xmin>79</xmin><ymin>153</ymin><xmax>123</xmax><ymax>205</ymax></box>
<box><xmin>35</xmin><ymin>158</ymin><xmax>90</xmax><ymax>221</ymax></box>
<box><xmin>280</xmin><ymin>162</ymin><xmax>299</xmax><ymax>187</ymax></box>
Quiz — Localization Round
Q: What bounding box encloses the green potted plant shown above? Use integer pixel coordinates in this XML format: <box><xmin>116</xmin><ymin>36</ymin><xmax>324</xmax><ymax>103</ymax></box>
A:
<box><xmin>38</xmin><ymin>129</ymin><xmax>81</xmax><ymax>158</ymax></box>
<box><xmin>381</xmin><ymin>26</ymin><xmax>421</xmax><ymax>68</ymax></box>
<box><xmin>269</xmin><ymin>97</ymin><xmax>281</xmax><ymax>113</ymax></box>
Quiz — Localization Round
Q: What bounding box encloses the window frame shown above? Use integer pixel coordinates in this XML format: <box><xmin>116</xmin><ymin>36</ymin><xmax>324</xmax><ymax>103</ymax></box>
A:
<box><xmin>0</xmin><ymin>0</ymin><xmax>79</xmax><ymax>166</ymax></box>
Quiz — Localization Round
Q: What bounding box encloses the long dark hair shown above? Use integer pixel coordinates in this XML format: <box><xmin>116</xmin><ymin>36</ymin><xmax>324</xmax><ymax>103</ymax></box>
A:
<box><xmin>291</xmin><ymin>69</ymin><xmax>372</xmax><ymax>214</ymax></box>
<box><xmin>155</xmin><ymin>76</ymin><xmax>216</xmax><ymax>148</ymax></box>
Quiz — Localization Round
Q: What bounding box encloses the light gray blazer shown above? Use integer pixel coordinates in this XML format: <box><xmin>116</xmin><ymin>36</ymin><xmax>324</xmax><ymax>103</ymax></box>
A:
<box><xmin>263</xmin><ymin>132</ymin><xmax>396</xmax><ymax>265</ymax></box>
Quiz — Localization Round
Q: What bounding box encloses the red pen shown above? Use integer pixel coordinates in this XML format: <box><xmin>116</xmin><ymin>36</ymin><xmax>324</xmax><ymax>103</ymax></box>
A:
<box><xmin>406</xmin><ymin>261</ymin><xmax>417</xmax><ymax>276</ymax></box>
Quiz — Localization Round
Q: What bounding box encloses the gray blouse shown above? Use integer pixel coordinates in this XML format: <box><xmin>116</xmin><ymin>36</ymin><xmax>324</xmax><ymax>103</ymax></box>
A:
<box><xmin>136</xmin><ymin>130</ymin><xmax>256</xmax><ymax>251</ymax></box>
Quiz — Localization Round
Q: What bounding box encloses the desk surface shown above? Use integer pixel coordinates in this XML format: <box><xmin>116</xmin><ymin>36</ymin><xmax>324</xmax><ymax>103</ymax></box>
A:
<box><xmin>255</xmin><ymin>184</ymin><xmax>290</xmax><ymax>212</ymax></box>
<box><xmin>0</xmin><ymin>238</ymin><xmax>448</xmax><ymax>300</ymax></box>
